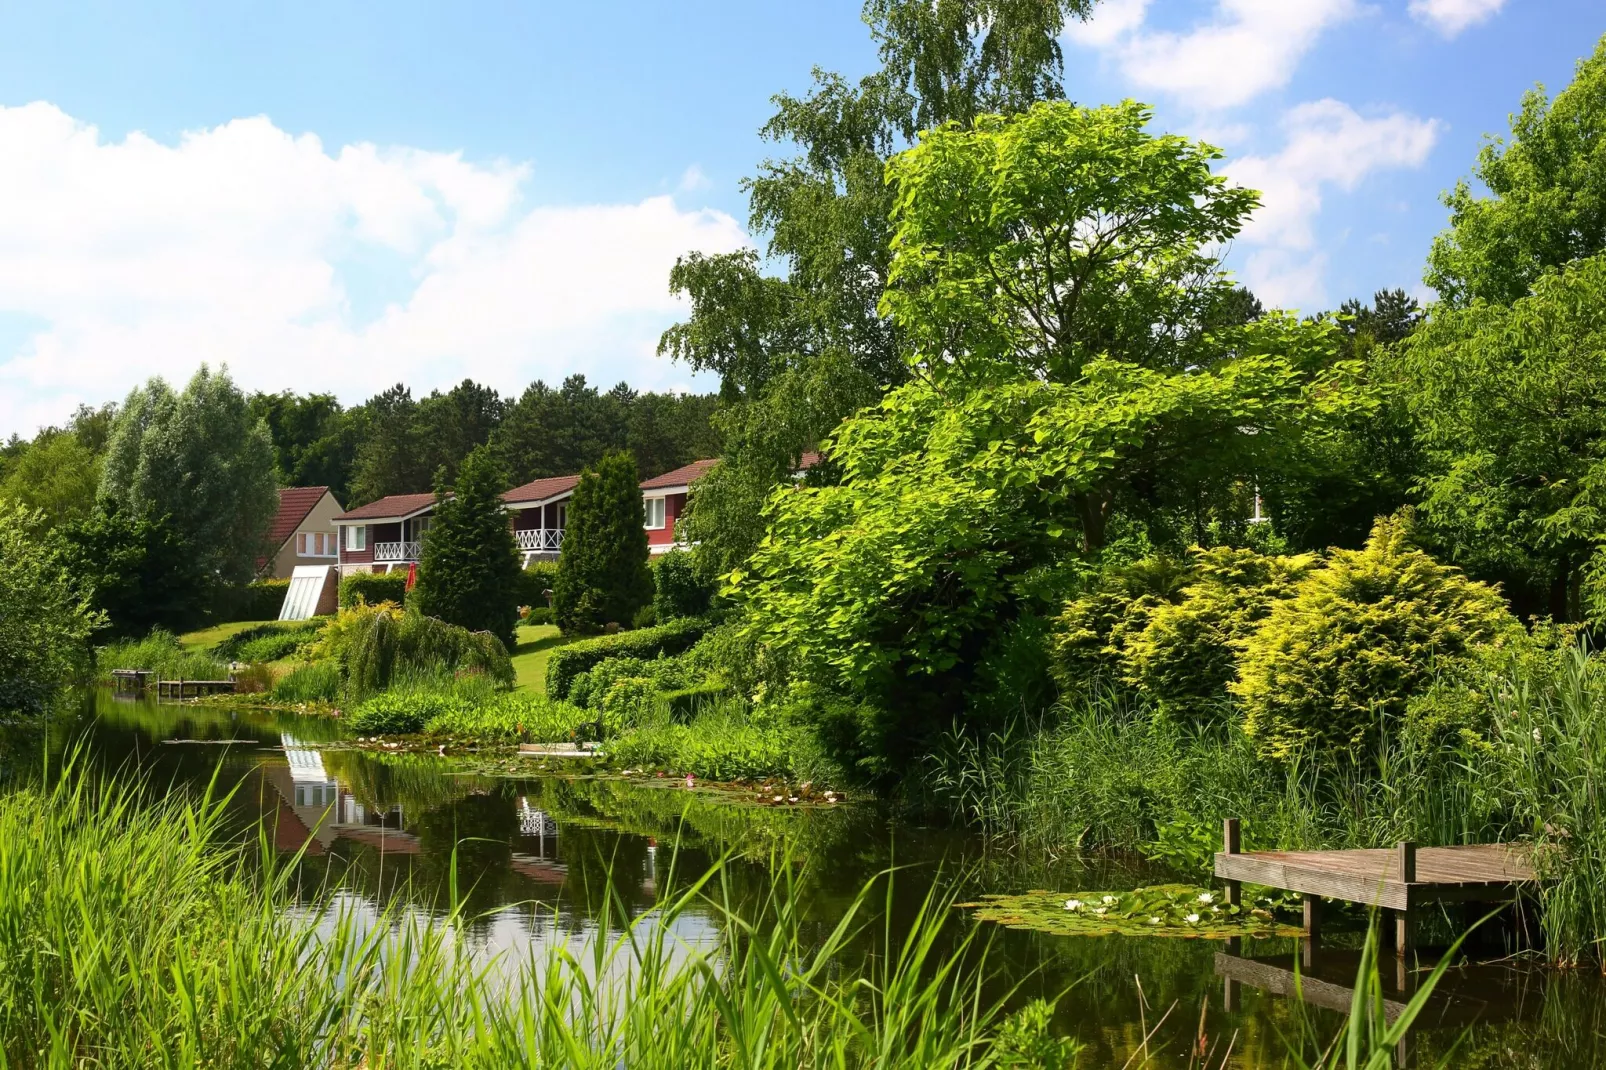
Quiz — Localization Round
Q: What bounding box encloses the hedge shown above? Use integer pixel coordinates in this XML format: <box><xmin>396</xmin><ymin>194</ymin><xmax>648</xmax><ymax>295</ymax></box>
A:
<box><xmin>544</xmin><ymin>616</ymin><xmax>712</xmax><ymax>699</ymax></box>
<box><xmin>652</xmin><ymin>550</ymin><xmax>713</xmax><ymax>621</ymax></box>
<box><xmin>518</xmin><ymin>560</ymin><xmax>559</xmax><ymax>610</ymax></box>
<box><xmin>213</xmin><ymin>579</ymin><xmax>290</xmax><ymax>623</ymax></box>
<box><xmin>339</xmin><ymin>571</ymin><xmax>408</xmax><ymax>609</ymax></box>
<box><xmin>664</xmin><ymin>683</ymin><xmax>728</xmax><ymax>722</ymax></box>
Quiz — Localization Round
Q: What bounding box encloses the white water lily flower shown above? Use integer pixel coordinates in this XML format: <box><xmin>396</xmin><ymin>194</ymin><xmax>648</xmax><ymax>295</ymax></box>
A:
<box><xmin>1092</xmin><ymin>907</ymin><xmax>1107</xmax><ymax>915</ymax></box>
<box><xmin>1101</xmin><ymin>895</ymin><xmax>1117</xmax><ymax>905</ymax></box>
<box><xmin>1065</xmin><ymin>899</ymin><xmax>1082</xmax><ymax>911</ymax></box>
<box><xmin>1186</xmin><ymin>913</ymin><xmax>1201</xmax><ymax>924</ymax></box>
<box><xmin>1149</xmin><ymin>916</ymin><xmax>1162</xmax><ymax>925</ymax></box>
<box><xmin>1196</xmin><ymin>892</ymin><xmax>1214</xmax><ymax>904</ymax></box>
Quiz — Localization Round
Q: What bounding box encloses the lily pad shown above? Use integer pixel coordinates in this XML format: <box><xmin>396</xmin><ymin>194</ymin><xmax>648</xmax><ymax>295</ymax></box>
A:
<box><xmin>956</xmin><ymin>884</ymin><xmax>1303</xmax><ymax>939</ymax></box>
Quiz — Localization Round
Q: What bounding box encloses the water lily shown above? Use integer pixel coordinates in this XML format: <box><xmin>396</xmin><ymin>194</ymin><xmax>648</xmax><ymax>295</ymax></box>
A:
<box><xmin>1101</xmin><ymin>895</ymin><xmax>1117</xmax><ymax>906</ymax></box>
<box><xmin>1149</xmin><ymin>916</ymin><xmax>1162</xmax><ymax>925</ymax></box>
<box><xmin>1196</xmin><ymin>891</ymin><xmax>1214</xmax><ymax>904</ymax></box>
<box><xmin>1185</xmin><ymin>913</ymin><xmax>1201</xmax><ymax>924</ymax></box>
<box><xmin>1065</xmin><ymin>899</ymin><xmax>1082</xmax><ymax>911</ymax></box>
<box><xmin>1092</xmin><ymin>907</ymin><xmax>1108</xmax><ymax>916</ymax></box>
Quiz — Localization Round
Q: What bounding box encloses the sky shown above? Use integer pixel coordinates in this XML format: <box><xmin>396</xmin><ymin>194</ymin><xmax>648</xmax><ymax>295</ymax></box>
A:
<box><xmin>0</xmin><ymin>0</ymin><xmax>1601</xmax><ymax>438</ymax></box>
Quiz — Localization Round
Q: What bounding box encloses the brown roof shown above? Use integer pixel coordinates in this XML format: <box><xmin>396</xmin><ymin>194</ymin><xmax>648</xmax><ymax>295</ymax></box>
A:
<box><xmin>798</xmin><ymin>451</ymin><xmax>821</xmax><ymax>470</ymax></box>
<box><xmin>268</xmin><ymin>487</ymin><xmax>334</xmax><ymax>550</ymax></box>
<box><xmin>640</xmin><ymin>459</ymin><xmax>719</xmax><ymax>491</ymax></box>
<box><xmin>503</xmin><ymin>474</ymin><xmax>580</xmax><ymax>504</ymax></box>
<box><xmin>333</xmin><ymin>493</ymin><xmax>438</xmax><ymax>522</ymax></box>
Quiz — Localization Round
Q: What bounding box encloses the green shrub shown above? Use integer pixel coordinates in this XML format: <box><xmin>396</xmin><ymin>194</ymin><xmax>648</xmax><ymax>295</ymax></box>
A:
<box><xmin>321</xmin><ymin>601</ymin><xmax>514</xmax><ymax>699</ymax></box>
<box><xmin>271</xmin><ymin>660</ymin><xmax>342</xmax><ymax>704</ymax></box>
<box><xmin>422</xmin><ymin>691</ymin><xmax>591</xmax><ymax>743</ymax></box>
<box><xmin>1235</xmin><ymin>514</ymin><xmax>1520</xmax><ymax>761</ymax></box>
<box><xmin>599</xmin><ymin>676</ymin><xmax>659</xmax><ymax>734</ymax></box>
<box><xmin>608</xmin><ymin>707</ymin><xmax>807</xmax><ymax>780</ymax></box>
<box><xmin>1050</xmin><ymin>556</ymin><xmax>1191</xmax><ymax>689</ymax></box>
<box><xmin>214</xmin><ymin>620</ymin><xmax>324</xmax><ymax>662</ymax></box>
<box><xmin>652</xmin><ymin>549</ymin><xmax>713</xmax><ymax>621</ymax></box>
<box><xmin>544</xmin><ymin>616</ymin><xmax>712</xmax><ymax>699</ymax></box>
<box><xmin>97</xmin><ymin>630</ymin><xmax>228</xmax><ymax>681</ymax></box>
<box><xmin>212</xmin><ymin>579</ymin><xmax>290</xmax><ymax>624</ymax></box>
<box><xmin>412</xmin><ymin>446</ymin><xmax>522</xmax><ymax>649</ymax></box>
<box><xmin>664</xmin><ymin>683</ymin><xmax>729</xmax><ymax>721</ymax></box>
<box><xmin>522</xmin><ymin>605</ymin><xmax>554</xmax><ymax>626</ymax></box>
<box><xmin>338</xmin><ymin>572</ymin><xmax>408</xmax><ymax>610</ymax></box>
<box><xmin>0</xmin><ymin>501</ymin><xmax>100</xmax><ymax>710</ymax></box>
<box><xmin>348</xmin><ymin>691</ymin><xmax>467</xmax><ymax>735</ymax></box>
<box><xmin>568</xmin><ymin>654</ymin><xmax>692</xmax><ymax>709</ymax></box>
<box><xmin>518</xmin><ymin>560</ymin><xmax>559</xmax><ymax>610</ymax></box>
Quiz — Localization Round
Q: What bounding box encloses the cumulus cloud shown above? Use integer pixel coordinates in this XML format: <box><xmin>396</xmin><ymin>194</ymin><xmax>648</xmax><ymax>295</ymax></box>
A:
<box><xmin>1226</xmin><ymin>100</ymin><xmax>1441</xmax><ymax>308</ymax></box>
<box><xmin>0</xmin><ymin>103</ymin><xmax>747</xmax><ymax>436</ymax></box>
<box><xmin>1408</xmin><ymin>0</ymin><xmax>1507</xmax><ymax>37</ymax></box>
<box><xmin>1066</xmin><ymin>0</ymin><xmax>1359</xmax><ymax>111</ymax></box>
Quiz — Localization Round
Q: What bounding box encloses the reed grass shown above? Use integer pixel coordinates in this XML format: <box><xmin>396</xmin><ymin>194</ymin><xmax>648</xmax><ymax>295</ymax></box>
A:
<box><xmin>96</xmin><ymin>629</ymin><xmax>230</xmax><ymax>681</ymax></box>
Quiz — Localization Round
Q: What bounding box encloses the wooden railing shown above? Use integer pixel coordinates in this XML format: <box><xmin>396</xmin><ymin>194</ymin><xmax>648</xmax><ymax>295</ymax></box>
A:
<box><xmin>373</xmin><ymin>541</ymin><xmax>421</xmax><ymax>562</ymax></box>
<box><xmin>515</xmin><ymin>529</ymin><xmax>564</xmax><ymax>552</ymax></box>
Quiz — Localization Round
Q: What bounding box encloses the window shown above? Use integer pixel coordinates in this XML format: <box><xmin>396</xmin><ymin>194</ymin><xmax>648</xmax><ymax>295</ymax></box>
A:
<box><xmin>644</xmin><ymin>497</ymin><xmax>666</xmax><ymax>530</ymax></box>
<box><xmin>344</xmin><ymin>525</ymin><xmax>367</xmax><ymax>551</ymax></box>
<box><xmin>297</xmin><ymin>533</ymin><xmax>309</xmax><ymax>555</ymax></box>
<box><xmin>555</xmin><ymin>503</ymin><xmax>567</xmax><ymax>529</ymax></box>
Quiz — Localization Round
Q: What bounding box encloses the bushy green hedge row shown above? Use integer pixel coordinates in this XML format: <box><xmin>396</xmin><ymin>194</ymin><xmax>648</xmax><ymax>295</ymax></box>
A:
<box><xmin>213</xmin><ymin>620</ymin><xmax>324</xmax><ymax>662</ymax></box>
<box><xmin>544</xmin><ymin>616</ymin><xmax>712</xmax><ymax>699</ymax></box>
<box><xmin>213</xmin><ymin>579</ymin><xmax>291</xmax><ymax>624</ymax></box>
<box><xmin>348</xmin><ymin>689</ymin><xmax>590</xmax><ymax>742</ymax></box>
<box><xmin>338</xmin><ymin>572</ymin><xmax>408</xmax><ymax>609</ymax></box>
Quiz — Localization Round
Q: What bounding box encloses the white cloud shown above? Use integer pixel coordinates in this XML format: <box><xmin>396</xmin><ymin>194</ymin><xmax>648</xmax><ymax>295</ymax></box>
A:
<box><xmin>1226</xmin><ymin>100</ymin><xmax>1441</xmax><ymax>307</ymax></box>
<box><xmin>677</xmin><ymin>164</ymin><xmax>711</xmax><ymax>193</ymax></box>
<box><xmin>1066</xmin><ymin>0</ymin><xmax>1359</xmax><ymax>111</ymax></box>
<box><xmin>0</xmin><ymin>102</ymin><xmax>748</xmax><ymax>437</ymax></box>
<box><xmin>1408</xmin><ymin>0</ymin><xmax>1507</xmax><ymax>37</ymax></box>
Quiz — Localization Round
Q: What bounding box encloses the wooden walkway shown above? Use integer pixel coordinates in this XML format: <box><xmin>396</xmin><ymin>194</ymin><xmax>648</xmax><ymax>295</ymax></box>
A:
<box><xmin>1213</xmin><ymin>819</ymin><xmax>1537</xmax><ymax>954</ymax></box>
<box><xmin>156</xmin><ymin>679</ymin><xmax>236</xmax><ymax>699</ymax></box>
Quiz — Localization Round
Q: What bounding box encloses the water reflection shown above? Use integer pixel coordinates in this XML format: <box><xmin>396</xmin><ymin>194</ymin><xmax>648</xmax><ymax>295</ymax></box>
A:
<box><xmin>8</xmin><ymin>690</ymin><xmax>1605</xmax><ymax>1068</ymax></box>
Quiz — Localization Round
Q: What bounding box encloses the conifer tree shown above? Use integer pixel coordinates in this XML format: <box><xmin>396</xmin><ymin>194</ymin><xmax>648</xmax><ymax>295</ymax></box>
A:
<box><xmin>413</xmin><ymin>445</ymin><xmax>521</xmax><ymax>650</ymax></box>
<box><xmin>554</xmin><ymin>451</ymin><xmax>652</xmax><ymax>633</ymax></box>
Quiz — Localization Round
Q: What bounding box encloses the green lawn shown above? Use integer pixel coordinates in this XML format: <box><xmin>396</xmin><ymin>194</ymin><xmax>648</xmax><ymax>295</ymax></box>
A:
<box><xmin>511</xmin><ymin>623</ymin><xmax>576</xmax><ymax>693</ymax></box>
<box><xmin>177</xmin><ymin>620</ymin><xmax>275</xmax><ymax>651</ymax></box>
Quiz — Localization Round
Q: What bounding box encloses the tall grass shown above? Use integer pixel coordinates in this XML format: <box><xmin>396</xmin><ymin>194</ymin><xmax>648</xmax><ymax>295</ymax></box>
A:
<box><xmin>96</xmin><ymin>629</ymin><xmax>229</xmax><ymax>681</ymax></box>
<box><xmin>0</xmin><ymin>764</ymin><xmax>1042</xmax><ymax>1068</ymax></box>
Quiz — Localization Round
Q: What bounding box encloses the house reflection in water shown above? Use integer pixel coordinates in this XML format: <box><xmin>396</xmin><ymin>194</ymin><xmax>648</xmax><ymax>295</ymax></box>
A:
<box><xmin>264</xmin><ymin>735</ymin><xmax>418</xmax><ymax>856</ymax></box>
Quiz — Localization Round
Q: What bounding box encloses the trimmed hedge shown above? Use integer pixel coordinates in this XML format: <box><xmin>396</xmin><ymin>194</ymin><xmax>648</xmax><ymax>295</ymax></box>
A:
<box><xmin>214</xmin><ymin>579</ymin><xmax>290</xmax><ymax>623</ymax></box>
<box><xmin>665</xmin><ymin>683</ymin><xmax>728</xmax><ymax>722</ymax></box>
<box><xmin>339</xmin><ymin>572</ymin><xmax>408</xmax><ymax>609</ymax></box>
<box><xmin>544</xmin><ymin>616</ymin><xmax>712</xmax><ymax>699</ymax></box>
<box><xmin>213</xmin><ymin>620</ymin><xmax>324</xmax><ymax>662</ymax></box>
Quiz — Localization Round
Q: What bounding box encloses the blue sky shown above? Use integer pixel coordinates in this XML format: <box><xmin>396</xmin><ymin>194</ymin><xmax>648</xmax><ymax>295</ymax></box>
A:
<box><xmin>0</xmin><ymin>0</ymin><xmax>1601</xmax><ymax>437</ymax></box>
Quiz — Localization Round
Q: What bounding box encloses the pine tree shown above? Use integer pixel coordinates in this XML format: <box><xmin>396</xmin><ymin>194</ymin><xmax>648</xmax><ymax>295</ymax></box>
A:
<box><xmin>412</xmin><ymin>445</ymin><xmax>521</xmax><ymax>650</ymax></box>
<box><xmin>554</xmin><ymin>451</ymin><xmax>652</xmax><ymax>634</ymax></box>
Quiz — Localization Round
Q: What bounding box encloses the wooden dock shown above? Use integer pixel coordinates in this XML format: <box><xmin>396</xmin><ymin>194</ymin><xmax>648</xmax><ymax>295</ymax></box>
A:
<box><xmin>156</xmin><ymin>678</ymin><xmax>236</xmax><ymax>699</ymax></box>
<box><xmin>1214</xmin><ymin>819</ymin><xmax>1536</xmax><ymax>954</ymax></box>
<box><xmin>110</xmin><ymin>669</ymin><xmax>155</xmax><ymax>692</ymax></box>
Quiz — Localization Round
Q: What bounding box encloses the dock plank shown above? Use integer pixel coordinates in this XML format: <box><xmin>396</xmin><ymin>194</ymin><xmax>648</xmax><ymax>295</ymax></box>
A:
<box><xmin>1215</xmin><ymin>844</ymin><xmax>1535</xmax><ymax>911</ymax></box>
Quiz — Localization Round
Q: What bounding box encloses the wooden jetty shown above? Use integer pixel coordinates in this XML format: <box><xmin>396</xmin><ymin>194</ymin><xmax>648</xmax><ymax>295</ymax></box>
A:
<box><xmin>1214</xmin><ymin>819</ymin><xmax>1537</xmax><ymax>955</ymax></box>
<box><xmin>156</xmin><ymin>678</ymin><xmax>236</xmax><ymax>699</ymax></box>
<box><xmin>110</xmin><ymin>669</ymin><xmax>155</xmax><ymax>693</ymax></box>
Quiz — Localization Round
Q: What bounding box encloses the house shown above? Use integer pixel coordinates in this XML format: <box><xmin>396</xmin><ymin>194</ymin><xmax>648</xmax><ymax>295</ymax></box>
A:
<box><xmin>260</xmin><ymin>487</ymin><xmax>344</xmax><ymax>579</ymax></box>
<box><xmin>503</xmin><ymin>474</ymin><xmax>580</xmax><ymax>567</ymax></box>
<box><xmin>331</xmin><ymin>492</ymin><xmax>438</xmax><ymax>577</ymax></box>
<box><xmin>639</xmin><ymin>458</ymin><xmax>719</xmax><ymax>555</ymax></box>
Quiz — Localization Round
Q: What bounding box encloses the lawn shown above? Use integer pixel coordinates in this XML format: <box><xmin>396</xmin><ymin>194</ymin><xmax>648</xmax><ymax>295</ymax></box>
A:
<box><xmin>511</xmin><ymin>623</ymin><xmax>575</xmax><ymax>693</ymax></box>
<box><xmin>177</xmin><ymin>620</ymin><xmax>276</xmax><ymax>651</ymax></box>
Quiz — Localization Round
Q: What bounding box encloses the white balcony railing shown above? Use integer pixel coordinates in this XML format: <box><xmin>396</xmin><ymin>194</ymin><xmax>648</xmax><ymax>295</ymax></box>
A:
<box><xmin>373</xmin><ymin>541</ymin><xmax>421</xmax><ymax>562</ymax></box>
<box><xmin>515</xmin><ymin>528</ymin><xmax>564</xmax><ymax>553</ymax></box>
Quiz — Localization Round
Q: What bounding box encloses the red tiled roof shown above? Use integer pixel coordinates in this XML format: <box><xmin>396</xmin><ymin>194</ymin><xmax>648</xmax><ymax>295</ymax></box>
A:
<box><xmin>503</xmin><ymin>474</ymin><xmax>581</xmax><ymax>504</ymax></box>
<box><xmin>798</xmin><ymin>451</ymin><xmax>821</xmax><ymax>470</ymax></box>
<box><xmin>640</xmin><ymin>459</ymin><xmax>719</xmax><ymax>491</ymax></box>
<box><xmin>268</xmin><ymin>487</ymin><xmax>333</xmax><ymax>550</ymax></box>
<box><xmin>333</xmin><ymin>493</ymin><xmax>438</xmax><ymax>522</ymax></box>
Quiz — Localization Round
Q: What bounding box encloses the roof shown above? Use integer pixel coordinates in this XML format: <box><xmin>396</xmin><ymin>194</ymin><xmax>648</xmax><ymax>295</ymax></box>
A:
<box><xmin>503</xmin><ymin>473</ymin><xmax>581</xmax><ymax>504</ymax></box>
<box><xmin>333</xmin><ymin>493</ymin><xmax>438</xmax><ymax>523</ymax></box>
<box><xmin>268</xmin><ymin>487</ymin><xmax>334</xmax><ymax>550</ymax></box>
<box><xmin>797</xmin><ymin>451</ymin><xmax>821</xmax><ymax>471</ymax></box>
<box><xmin>640</xmin><ymin>459</ymin><xmax>719</xmax><ymax>492</ymax></box>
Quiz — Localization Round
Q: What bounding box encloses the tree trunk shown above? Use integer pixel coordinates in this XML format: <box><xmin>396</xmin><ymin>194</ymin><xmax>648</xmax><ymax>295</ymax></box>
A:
<box><xmin>1077</xmin><ymin>493</ymin><xmax>1108</xmax><ymax>554</ymax></box>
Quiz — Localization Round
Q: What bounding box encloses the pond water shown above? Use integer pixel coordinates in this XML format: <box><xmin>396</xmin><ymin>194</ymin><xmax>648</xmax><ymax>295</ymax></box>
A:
<box><xmin>10</xmin><ymin>690</ymin><xmax>1606</xmax><ymax>1067</ymax></box>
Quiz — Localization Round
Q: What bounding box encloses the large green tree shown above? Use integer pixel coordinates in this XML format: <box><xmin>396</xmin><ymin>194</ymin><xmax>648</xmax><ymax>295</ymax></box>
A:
<box><xmin>99</xmin><ymin>366</ymin><xmax>278</xmax><ymax>586</ymax></box>
<box><xmin>61</xmin><ymin>506</ymin><xmax>212</xmax><ymax>639</ymax></box>
<box><xmin>413</xmin><ymin>446</ymin><xmax>522</xmax><ymax>650</ymax></box>
<box><xmin>0</xmin><ymin>501</ymin><xmax>103</xmax><ymax>711</ymax></box>
<box><xmin>0</xmin><ymin>430</ymin><xmax>101</xmax><ymax>528</ymax></box>
<box><xmin>553</xmin><ymin>451</ymin><xmax>653</xmax><ymax>634</ymax></box>
<box><xmin>1427</xmin><ymin>34</ymin><xmax>1606</xmax><ymax>306</ymax></box>
<box><xmin>250</xmin><ymin>390</ymin><xmax>362</xmax><ymax>501</ymax></box>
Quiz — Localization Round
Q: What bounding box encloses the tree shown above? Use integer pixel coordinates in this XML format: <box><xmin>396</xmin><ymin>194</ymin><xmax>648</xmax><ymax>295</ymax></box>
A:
<box><xmin>414</xmin><ymin>379</ymin><xmax>506</xmax><ymax>486</ymax></box>
<box><xmin>1427</xmin><ymin>34</ymin><xmax>1606</xmax><ymax>307</ymax></box>
<box><xmin>61</xmin><ymin>506</ymin><xmax>212</xmax><ymax>639</ymax></box>
<box><xmin>1389</xmin><ymin>253</ymin><xmax>1606</xmax><ymax>621</ymax></box>
<box><xmin>349</xmin><ymin>385</ymin><xmax>425</xmax><ymax>504</ymax></box>
<box><xmin>99</xmin><ymin>366</ymin><xmax>278</xmax><ymax>587</ymax></box>
<box><xmin>0</xmin><ymin>429</ymin><xmax>101</xmax><ymax>527</ymax></box>
<box><xmin>492</xmin><ymin>375</ymin><xmax>628</xmax><ymax>483</ymax></box>
<box><xmin>0</xmin><ymin>501</ymin><xmax>102</xmax><ymax>711</ymax></box>
<box><xmin>412</xmin><ymin>446</ymin><xmax>522</xmax><ymax>650</ymax></box>
<box><xmin>553</xmin><ymin>451</ymin><xmax>653</xmax><ymax>634</ymax></box>
<box><xmin>250</xmin><ymin>390</ymin><xmax>362</xmax><ymax>500</ymax></box>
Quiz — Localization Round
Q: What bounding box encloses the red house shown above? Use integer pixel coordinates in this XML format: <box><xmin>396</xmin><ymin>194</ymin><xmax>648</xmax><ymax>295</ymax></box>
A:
<box><xmin>639</xmin><ymin>458</ymin><xmax>718</xmax><ymax>555</ymax></box>
<box><xmin>502</xmin><ymin>474</ymin><xmax>580</xmax><ymax>567</ymax></box>
<box><xmin>331</xmin><ymin>493</ymin><xmax>437</xmax><ymax>577</ymax></box>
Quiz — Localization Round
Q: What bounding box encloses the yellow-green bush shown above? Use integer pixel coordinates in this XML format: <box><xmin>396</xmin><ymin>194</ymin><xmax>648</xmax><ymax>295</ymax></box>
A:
<box><xmin>1234</xmin><ymin>514</ymin><xmax>1520</xmax><ymax>761</ymax></box>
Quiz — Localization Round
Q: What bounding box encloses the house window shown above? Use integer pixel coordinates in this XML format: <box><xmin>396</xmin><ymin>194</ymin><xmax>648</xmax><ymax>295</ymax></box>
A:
<box><xmin>644</xmin><ymin>497</ymin><xmax>666</xmax><ymax>530</ymax></box>
<box><xmin>345</xmin><ymin>525</ymin><xmax>367</xmax><ymax>551</ymax></box>
<box><xmin>555</xmin><ymin>503</ymin><xmax>568</xmax><ymax>529</ymax></box>
<box><xmin>297</xmin><ymin>533</ymin><xmax>309</xmax><ymax>555</ymax></box>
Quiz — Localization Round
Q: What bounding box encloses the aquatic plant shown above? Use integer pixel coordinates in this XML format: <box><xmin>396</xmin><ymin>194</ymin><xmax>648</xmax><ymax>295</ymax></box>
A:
<box><xmin>957</xmin><ymin>884</ymin><xmax>1302</xmax><ymax>939</ymax></box>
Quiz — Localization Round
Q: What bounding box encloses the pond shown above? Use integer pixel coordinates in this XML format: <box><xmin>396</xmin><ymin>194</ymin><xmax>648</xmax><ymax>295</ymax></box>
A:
<box><xmin>10</xmin><ymin>690</ymin><xmax>1606</xmax><ymax>1068</ymax></box>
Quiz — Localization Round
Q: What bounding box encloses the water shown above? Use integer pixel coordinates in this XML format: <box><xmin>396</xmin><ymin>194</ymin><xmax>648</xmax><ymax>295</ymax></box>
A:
<box><xmin>12</xmin><ymin>690</ymin><xmax>1606</xmax><ymax>1067</ymax></box>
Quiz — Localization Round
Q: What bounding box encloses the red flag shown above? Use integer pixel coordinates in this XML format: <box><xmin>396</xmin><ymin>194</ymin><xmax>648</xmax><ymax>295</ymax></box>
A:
<box><xmin>405</xmin><ymin>562</ymin><xmax>418</xmax><ymax>591</ymax></box>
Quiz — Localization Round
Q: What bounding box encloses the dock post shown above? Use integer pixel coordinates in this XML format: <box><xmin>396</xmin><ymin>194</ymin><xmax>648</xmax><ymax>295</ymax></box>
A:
<box><xmin>1395</xmin><ymin>842</ymin><xmax>1416</xmax><ymax>959</ymax></box>
<box><xmin>1302</xmin><ymin>895</ymin><xmax>1322</xmax><ymax>969</ymax></box>
<box><xmin>1223</xmin><ymin>818</ymin><xmax>1242</xmax><ymax>907</ymax></box>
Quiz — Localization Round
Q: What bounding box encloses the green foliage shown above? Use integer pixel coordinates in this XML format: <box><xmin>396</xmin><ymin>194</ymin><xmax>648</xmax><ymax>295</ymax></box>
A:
<box><xmin>569</xmin><ymin>655</ymin><xmax>692</xmax><ymax>710</ymax></box>
<box><xmin>1427</xmin><ymin>34</ymin><xmax>1606</xmax><ymax>307</ymax></box>
<box><xmin>270</xmin><ymin>660</ymin><xmax>342</xmax><ymax>704</ymax></box>
<box><xmin>320</xmin><ymin>601</ymin><xmax>513</xmax><ymax>700</ymax></box>
<box><xmin>517</xmin><ymin>559</ymin><xmax>559</xmax><ymax>610</ymax></box>
<box><xmin>957</xmin><ymin>884</ymin><xmax>1299</xmax><ymax>938</ymax></box>
<box><xmin>214</xmin><ymin>579</ymin><xmax>291</xmax><ymax>624</ymax></box>
<box><xmin>0</xmin><ymin>428</ymin><xmax>101</xmax><ymax>528</ymax></box>
<box><xmin>553</xmin><ymin>451</ymin><xmax>653</xmax><ymax>634</ymax></box>
<box><xmin>420</xmin><ymin>691</ymin><xmax>591</xmax><ymax>743</ymax></box>
<box><xmin>544</xmin><ymin>616</ymin><xmax>713</xmax><ymax>699</ymax></box>
<box><xmin>651</xmin><ymin>549</ymin><xmax>714</xmax><ymax>621</ymax></box>
<box><xmin>249</xmin><ymin>390</ymin><xmax>362</xmax><ymax>503</ymax></box>
<box><xmin>96</xmin><ymin>630</ymin><xmax>227</xmax><ymax>683</ymax></box>
<box><xmin>413</xmin><ymin>445</ymin><xmax>522</xmax><ymax>649</ymax></box>
<box><xmin>1392</xmin><ymin>253</ymin><xmax>1606</xmax><ymax>620</ymax></box>
<box><xmin>99</xmin><ymin>365</ymin><xmax>278</xmax><ymax>586</ymax></box>
<box><xmin>214</xmin><ymin>621</ymin><xmax>324</xmax><ymax>662</ymax></box>
<box><xmin>339</xmin><ymin>571</ymin><xmax>409</xmax><ymax>610</ymax></box>
<box><xmin>607</xmin><ymin>705</ymin><xmax>814</xmax><ymax>781</ymax></box>
<box><xmin>1235</xmin><ymin>514</ymin><xmax>1519</xmax><ymax>762</ymax></box>
<box><xmin>59</xmin><ymin>505</ymin><xmax>212</xmax><ymax>639</ymax></box>
<box><xmin>0</xmin><ymin>502</ymin><xmax>102</xmax><ymax>710</ymax></box>
<box><xmin>348</xmin><ymin>690</ymin><xmax>463</xmax><ymax>735</ymax></box>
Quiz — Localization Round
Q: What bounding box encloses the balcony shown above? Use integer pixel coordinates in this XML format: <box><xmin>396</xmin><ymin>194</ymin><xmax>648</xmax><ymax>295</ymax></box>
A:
<box><xmin>373</xmin><ymin>541</ymin><xmax>421</xmax><ymax>562</ymax></box>
<box><xmin>515</xmin><ymin>528</ymin><xmax>564</xmax><ymax>553</ymax></box>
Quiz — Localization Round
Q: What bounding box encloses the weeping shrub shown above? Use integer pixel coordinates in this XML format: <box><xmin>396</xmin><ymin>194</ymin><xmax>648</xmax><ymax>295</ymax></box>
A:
<box><xmin>1235</xmin><ymin>513</ymin><xmax>1520</xmax><ymax>761</ymax></box>
<box><xmin>319</xmin><ymin>601</ymin><xmax>514</xmax><ymax>699</ymax></box>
